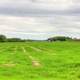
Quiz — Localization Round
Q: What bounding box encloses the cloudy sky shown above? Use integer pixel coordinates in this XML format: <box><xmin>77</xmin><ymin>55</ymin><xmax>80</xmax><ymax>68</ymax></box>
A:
<box><xmin>0</xmin><ymin>0</ymin><xmax>80</xmax><ymax>40</ymax></box>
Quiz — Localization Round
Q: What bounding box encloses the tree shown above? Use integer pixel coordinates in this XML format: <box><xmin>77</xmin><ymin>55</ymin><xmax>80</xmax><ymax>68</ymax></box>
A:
<box><xmin>0</xmin><ymin>35</ymin><xmax>7</xmax><ymax>42</ymax></box>
<box><xmin>48</xmin><ymin>36</ymin><xmax>72</xmax><ymax>42</ymax></box>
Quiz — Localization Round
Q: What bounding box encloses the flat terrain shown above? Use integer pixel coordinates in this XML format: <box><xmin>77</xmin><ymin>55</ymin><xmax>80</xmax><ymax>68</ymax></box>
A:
<box><xmin>0</xmin><ymin>41</ymin><xmax>80</xmax><ymax>80</ymax></box>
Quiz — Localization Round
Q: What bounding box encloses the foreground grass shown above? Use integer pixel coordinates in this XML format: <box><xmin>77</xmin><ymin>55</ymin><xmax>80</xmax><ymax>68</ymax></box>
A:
<box><xmin>0</xmin><ymin>41</ymin><xmax>80</xmax><ymax>80</ymax></box>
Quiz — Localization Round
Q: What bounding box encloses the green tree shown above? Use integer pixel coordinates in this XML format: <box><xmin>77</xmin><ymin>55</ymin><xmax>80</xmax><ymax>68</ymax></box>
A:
<box><xmin>48</xmin><ymin>36</ymin><xmax>72</xmax><ymax>42</ymax></box>
<box><xmin>0</xmin><ymin>35</ymin><xmax>7</xmax><ymax>42</ymax></box>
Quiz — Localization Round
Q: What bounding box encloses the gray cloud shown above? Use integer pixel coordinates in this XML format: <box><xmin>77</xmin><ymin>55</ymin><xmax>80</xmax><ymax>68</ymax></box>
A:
<box><xmin>0</xmin><ymin>15</ymin><xmax>80</xmax><ymax>39</ymax></box>
<box><xmin>0</xmin><ymin>0</ymin><xmax>80</xmax><ymax>39</ymax></box>
<box><xmin>0</xmin><ymin>0</ymin><xmax>79</xmax><ymax>16</ymax></box>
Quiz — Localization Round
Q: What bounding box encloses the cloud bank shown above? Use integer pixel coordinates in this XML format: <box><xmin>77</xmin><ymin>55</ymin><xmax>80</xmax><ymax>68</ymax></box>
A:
<box><xmin>0</xmin><ymin>0</ymin><xmax>80</xmax><ymax>40</ymax></box>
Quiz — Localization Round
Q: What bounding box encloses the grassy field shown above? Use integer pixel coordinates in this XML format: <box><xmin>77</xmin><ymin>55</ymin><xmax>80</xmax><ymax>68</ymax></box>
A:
<box><xmin>0</xmin><ymin>41</ymin><xmax>80</xmax><ymax>80</ymax></box>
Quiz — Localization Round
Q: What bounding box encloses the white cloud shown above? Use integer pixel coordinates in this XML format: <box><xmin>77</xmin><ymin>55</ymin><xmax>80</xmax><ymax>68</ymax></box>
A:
<box><xmin>0</xmin><ymin>14</ymin><xmax>80</xmax><ymax>39</ymax></box>
<box><xmin>0</xmin><ymin>0</ymin><xmax>80</xmax><ymax>39</ymax></box>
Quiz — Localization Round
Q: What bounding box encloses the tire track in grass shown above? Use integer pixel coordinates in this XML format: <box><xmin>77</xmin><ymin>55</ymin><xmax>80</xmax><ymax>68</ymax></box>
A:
<box><xmin>28</xmin><ymin>46</ymin><xmax>42</xmax><ymax>52</ymax></box>
<box><xmin>23</xmin><ymin>45</ymin><xmax>53</xmax><ymax>52</ymax></box>
<box><xmin>0</xmin><ymin>46</ymin><xmax>14</xmax><ymax>55</ymax></box>
<box><xmin>10</xmin><ymin>46</ymin><xmax>18</xmax><ymax>54</ymax></box>
<box><xmin>22</xmin><ymin>47</ymin><xmax>42</xmax><ymax>67</ymax></box>
<box><xmin>27</xmin><ymin>45</ymin><xmax>56</xmax><ymax>56</ymax></box>
<box><xmin>25</xmin><ymin>45</ymin><xmax>58</xmax><ymax>67</ymax></box>
<box><xmin>2</xmin><ymin>46</ymin><xmax>18</xmax><ymax>55</ymax></box>
<box><xmin>0</xmin><ymin>44</ymin><xmax>17</xmax><ymax>53</ymax></box>
<box><xmin>0</xmin><ymin>46</ymin><xmax>18</xmax><ymax>68</ymax></box>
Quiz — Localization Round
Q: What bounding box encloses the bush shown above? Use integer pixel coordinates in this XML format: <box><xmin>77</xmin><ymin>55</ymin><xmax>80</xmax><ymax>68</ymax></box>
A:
<box><xmin>7</xmin><ymin>38</ymin><xmax>23</xmax><ymax>42</ymax></box>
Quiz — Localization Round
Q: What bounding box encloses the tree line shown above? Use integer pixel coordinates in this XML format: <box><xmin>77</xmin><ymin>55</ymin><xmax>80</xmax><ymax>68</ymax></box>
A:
<box><xmin>0</xmin><ymin>35</ymin><xmax>27</xmax><ymax>42</ymax></box>
<box><xmin>0</xmin><ymin>34</ymin><xmax>80</xmax><ymax>42</ymax></box>
<box><xmin>47</xmin><ymin>36</ymin><xmax>80</xmax><ymax>42</ymax></box>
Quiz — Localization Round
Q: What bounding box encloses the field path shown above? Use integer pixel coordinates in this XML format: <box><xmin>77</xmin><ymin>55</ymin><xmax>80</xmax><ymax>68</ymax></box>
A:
<box><xmin>22</xmin><ymin>47</ymin><xmax>42</xmax><ymax>67</ymax></box>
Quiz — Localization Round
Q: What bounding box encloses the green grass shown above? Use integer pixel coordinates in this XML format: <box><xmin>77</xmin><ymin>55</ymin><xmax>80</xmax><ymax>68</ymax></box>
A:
<box><xmin>0</xmin><ymin>41</ymin><xmax>80</xmax><ymax>80</ymax></box>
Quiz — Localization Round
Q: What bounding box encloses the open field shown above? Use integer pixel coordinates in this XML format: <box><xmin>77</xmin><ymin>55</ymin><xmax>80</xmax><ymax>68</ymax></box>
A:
<box><xmin>0</xmin><ymin>41</ymin><xmax>80</xmax><ymax>80</ymax></box>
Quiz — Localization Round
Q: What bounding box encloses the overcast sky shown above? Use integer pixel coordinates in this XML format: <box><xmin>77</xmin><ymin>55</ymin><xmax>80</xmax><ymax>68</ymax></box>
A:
<box><xmin>0</xmin><ymin>0</ymin><xmax>80</xmax><ymax>40</ymax></box>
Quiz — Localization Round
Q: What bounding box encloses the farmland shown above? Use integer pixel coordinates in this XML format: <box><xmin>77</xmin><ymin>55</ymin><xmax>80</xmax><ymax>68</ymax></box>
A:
<box><xmin>0</xmin><ymin>41</ymin><xmax>80</xmax><ymax>80</ymax></box>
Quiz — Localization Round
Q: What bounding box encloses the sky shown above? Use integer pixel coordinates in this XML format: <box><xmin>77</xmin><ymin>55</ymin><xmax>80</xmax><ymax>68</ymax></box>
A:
<box><xmin>0</xmin><ymin>0</ymin><xmax>80</xmax><ymax>40</ymax></box>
